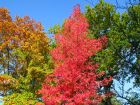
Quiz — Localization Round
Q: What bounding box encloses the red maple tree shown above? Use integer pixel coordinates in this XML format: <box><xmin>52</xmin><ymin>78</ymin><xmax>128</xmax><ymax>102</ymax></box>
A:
<box><xmin>39</xmin><ymin>5</ymin><xmax>112</xmax><ymax>105</ymax></box>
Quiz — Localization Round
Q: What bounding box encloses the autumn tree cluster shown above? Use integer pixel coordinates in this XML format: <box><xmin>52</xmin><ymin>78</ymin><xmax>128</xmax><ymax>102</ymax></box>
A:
<box><xmin>39</xmin><ymin>6</ymin><xmax>112</xmax><ymax>105</ymax></box>
<box><xmin>0</xmin><ymin>8</ymin><xmax>52</xmax><ymax>104</ymax></box>
<box><xmin>0</xmin><ymin>0</ymin><xmax>140</xmax><ymax>105</ymax></box>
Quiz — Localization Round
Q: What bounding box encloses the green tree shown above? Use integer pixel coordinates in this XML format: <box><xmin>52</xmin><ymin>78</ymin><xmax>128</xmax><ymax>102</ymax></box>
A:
<box><xmin>85</xmin><ymin>0</ymin><xmax>140</xmax><ymax>104</ymax></box>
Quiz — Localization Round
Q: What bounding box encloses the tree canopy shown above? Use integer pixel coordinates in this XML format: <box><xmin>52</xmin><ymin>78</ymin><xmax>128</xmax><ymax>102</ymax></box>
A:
<box><xmin>0</xmin><ymin>0</ymin><xmax>140</xmax><ymax>105</ymax></box>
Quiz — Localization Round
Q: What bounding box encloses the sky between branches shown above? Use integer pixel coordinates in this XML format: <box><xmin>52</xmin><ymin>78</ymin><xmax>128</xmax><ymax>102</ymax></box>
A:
<box><xmin>0</xmin><ymin>0</ymin><xmax>126</xmax><ymax>33</ymax></box>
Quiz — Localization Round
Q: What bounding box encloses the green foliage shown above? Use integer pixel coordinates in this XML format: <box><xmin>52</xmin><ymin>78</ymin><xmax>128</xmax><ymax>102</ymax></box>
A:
<box><xmin>85</xmin><ymin>0</ymin><xmax>140</xmax><ymax>104</ymax></box>
<box><xmin>85</xmin><ymin>0</ymin><xmax>130</xmax><ymax>72</ymax></box>
<box><xmin>100</xmin><ymin>96</ymin><xmax>121</xmax><ymax>105</ymax></box>
<box><xmin>48</xmin><ymin>24</ymin><xmax>61</xmax><ymax>34</ymax></box>
<box><xmin>0</xmin><ymin>1</ymin><xmax>139</xmax><ymax>104</ymax></box>
<box><xmin>3</xmin><ymin>92</ymin><xmax>37</xmax><ymax>105</ymax></box>
<box><xmin>0</xmin><ymin>8</ymin><xmax>52</xmax><ymax>104</ymax></box>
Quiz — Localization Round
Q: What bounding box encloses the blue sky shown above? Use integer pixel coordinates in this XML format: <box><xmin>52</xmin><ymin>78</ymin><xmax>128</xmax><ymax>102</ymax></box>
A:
<box><xmin>0</xmin><ymin>0</ymin><xmax>125</xmax><ymax>32</ymax></box>
<box><xmin>0</xmin><ymin>0</ymin><xmax>129</xmax><ymax>104</ymax></box>
<box><xmin>0</xmin><ymin>0</ymin><xmax>90</xmax><ymax>32</ymax></box>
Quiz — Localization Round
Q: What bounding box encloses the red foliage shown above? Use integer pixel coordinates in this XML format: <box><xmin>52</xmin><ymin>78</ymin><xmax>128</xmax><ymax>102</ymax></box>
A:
<box><xmin>39</xmin><ymin>5</ymin><xmax>112</xmax><ymax>105</ymax></box>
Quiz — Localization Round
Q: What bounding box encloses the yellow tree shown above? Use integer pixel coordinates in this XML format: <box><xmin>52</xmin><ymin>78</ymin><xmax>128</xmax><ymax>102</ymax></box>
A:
<box><xmin>0</xmin><ymin>8</ymin><xmax>52</xmax><ymax>104</ymax></box>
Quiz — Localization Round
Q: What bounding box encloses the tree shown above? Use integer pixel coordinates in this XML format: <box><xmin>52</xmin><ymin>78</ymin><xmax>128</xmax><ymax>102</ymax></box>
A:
<box><xmin>3</xmin><ymin>92</ymin><xmax>37</xmax><ymax>105</ymax></box>
<box><xmin>0</xmin><ymin>8</ymin><xmax>52</xmax><ymax>104</ymax></box>
<box><xmin>39</xmin><ymin>5</ymin><xmax>112</xmax><ymax>105</ymax></box>
<box><xmin>85</xmin><ymin>0</ymin><xmax>140</xmax><ymax>104</ymax></box>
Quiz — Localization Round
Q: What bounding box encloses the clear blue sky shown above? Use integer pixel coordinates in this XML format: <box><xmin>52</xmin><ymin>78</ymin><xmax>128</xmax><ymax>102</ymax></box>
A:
<box><xmin>0</xmin><ymin>0</ymin><xmax>125</xmax><ymax>32</ymax></box>
<box><xmin>0</xmin><ymin>0</ymin><xmax>128</xmax><ymax>104</ymax></box>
